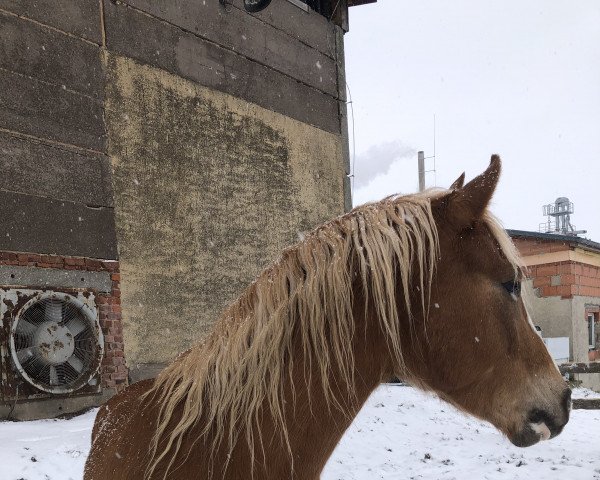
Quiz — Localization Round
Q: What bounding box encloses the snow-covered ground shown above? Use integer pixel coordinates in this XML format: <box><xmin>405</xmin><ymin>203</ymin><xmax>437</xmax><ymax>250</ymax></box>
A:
<box><xmin>1</xmin><ymin>386</ymin><xmax>599</xmax><ymax>480</ymax></box>
<box><xmin>323</xmin><ymin>386</ymin><xmax>600</xmax><ymax>480</ymax></box>
<box><xmin>0</xmin><ymin>408</ymin><xmax>94</xmax><ymax>480</ymax></box>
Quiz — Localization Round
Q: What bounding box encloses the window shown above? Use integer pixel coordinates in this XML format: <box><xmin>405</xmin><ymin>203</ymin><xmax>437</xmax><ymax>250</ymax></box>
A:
<box><xmin>286</xmin><ymin>0</ymin><xmax>331</xmax><ymax>16</ymax></box>
<box><xmin>589</xmin><ymin>313</ymin><xmax>596</xmax><ymax>350</ymax></box>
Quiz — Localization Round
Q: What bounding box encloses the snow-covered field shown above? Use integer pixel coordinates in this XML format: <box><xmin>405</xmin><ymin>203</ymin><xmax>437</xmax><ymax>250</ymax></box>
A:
<box><xmin>1</xmin><ymin>386</ymin><xmax>599</xmax><ymax>480</ymax></box>
<box><xmin>323</xmin><ymin>386</ymin><xmax>600</xmax><ymax>480</ymax></box>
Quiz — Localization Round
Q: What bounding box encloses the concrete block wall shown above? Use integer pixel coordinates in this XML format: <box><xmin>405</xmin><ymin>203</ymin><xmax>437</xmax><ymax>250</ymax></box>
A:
<box><xmin>0</xmin><ymin>0</ymin><xmax>351</xmax><ymax>407</ymax></box>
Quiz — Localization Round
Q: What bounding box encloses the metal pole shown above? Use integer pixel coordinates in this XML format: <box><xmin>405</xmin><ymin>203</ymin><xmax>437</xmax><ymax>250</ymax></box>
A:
<box><xmin>418</xmin><ymin>151</ymin><xmax>425</xmax><ymax>192</ymax></box>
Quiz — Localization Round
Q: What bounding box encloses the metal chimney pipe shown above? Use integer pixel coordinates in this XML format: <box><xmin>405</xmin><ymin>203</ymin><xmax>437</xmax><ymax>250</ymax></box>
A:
<box><xmin>418</xmin><ymin>151</ymin><xmax>425</xmax><ymax>192</ymax></box>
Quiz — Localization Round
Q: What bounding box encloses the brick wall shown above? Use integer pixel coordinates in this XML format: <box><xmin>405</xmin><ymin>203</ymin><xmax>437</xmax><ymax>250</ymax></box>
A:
<box><xmin>527</xmin><ymin>261</ymin><xmax>600</xmax><ymax>299</ymax></box>
<box><xmin>0</xmin><ymin>251</ymin><xmax>128</xmax><ymax>392</ymax></box>
<box><xmin>512</xmin><ymin>237</ymin><xmax>600</xmax><ymax>299</ymax></box>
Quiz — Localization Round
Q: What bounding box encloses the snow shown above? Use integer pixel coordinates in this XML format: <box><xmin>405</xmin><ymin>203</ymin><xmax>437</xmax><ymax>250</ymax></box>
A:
<box><xmin>0</xmin><ymin>387</ymin><xmax>598</xmax><ymax>480</ymax></box>
<box><xmin>0</xmin><ymin>409</ymin><xmax>96</xmax><ymax>480</ymax></box>
<box><xmin>322</xmin><ymin>386</ymin><xmax>600</xmax><ymax>480</ymax></box>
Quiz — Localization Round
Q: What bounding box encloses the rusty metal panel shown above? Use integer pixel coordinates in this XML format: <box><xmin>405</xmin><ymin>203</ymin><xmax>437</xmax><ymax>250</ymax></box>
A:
<box><xmin>0</xmin><ymin>289</ymin><xmax>102</xmax><ymax>402</ymax></box>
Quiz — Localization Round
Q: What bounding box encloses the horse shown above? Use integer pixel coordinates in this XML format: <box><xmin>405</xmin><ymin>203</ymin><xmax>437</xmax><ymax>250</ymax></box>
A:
<box><xmin>84</xmin><ymin>156</ymin><xmax>571</xmax><ymax>480</ymax></box>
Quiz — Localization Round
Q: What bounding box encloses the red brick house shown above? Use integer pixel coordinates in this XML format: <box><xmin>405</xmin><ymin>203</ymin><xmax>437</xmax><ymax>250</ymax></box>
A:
<box><xmin>508</xmin><ymin>230</ymin><xmax>600</xmax><ymax>390</ymax></box>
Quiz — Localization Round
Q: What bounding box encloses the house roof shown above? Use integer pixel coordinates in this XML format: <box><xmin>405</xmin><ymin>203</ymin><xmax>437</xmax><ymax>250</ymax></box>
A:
<box><xmin>348</xmin><ymin>0</ymin><xmax>377</xmax><ymax>6</ymax></box>
<box><xmin>507</xmin><ymin>229</ymin><xmax>600</xmax><ymax>254</ymax></box>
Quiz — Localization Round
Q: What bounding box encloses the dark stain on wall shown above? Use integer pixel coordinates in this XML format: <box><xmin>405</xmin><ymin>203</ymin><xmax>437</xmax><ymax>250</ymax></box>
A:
<box><xmin>105</xmin><ymin>55</ymin><xmax>339</xmax><ymax>363</ymax></box>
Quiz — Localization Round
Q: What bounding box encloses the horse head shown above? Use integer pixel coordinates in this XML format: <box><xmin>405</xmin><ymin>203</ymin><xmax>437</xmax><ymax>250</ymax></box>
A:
<box><xmin>400</xmin><ymin>156</ymin><xmax>570</xmax><ymax>447</ymax></box>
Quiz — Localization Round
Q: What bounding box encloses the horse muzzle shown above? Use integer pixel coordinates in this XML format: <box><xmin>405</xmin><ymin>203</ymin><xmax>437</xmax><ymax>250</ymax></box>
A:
<box><xmin>510</xmin><ymin>388</ymin><xmax>571</xmax><ymax>447</ymax></box>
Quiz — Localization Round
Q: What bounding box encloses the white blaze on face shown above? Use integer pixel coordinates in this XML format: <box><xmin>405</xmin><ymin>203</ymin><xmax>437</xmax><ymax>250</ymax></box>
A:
<box><xmin>530</xmin><ymin>421</ymin><xmax>551</xmax><ymax>441</ymax></box>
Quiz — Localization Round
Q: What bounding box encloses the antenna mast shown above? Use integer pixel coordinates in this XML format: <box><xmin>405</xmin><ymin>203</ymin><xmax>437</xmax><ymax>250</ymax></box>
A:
<box><xmin>418</xmin><ymin>115</ymin><xmax>437</xmax><ymax>191</ymax></box>
<box><xmin>539</xmin><ymin>197</ymin><xmax>587</xmax><ymax>236</ymax></box>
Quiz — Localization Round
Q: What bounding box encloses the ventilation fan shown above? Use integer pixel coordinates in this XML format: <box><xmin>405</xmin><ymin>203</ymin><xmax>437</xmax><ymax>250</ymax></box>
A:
<box><xmin>9</xmin><ymin>292</ymin><xmax>104</xmax><ymax>394</ymax></box>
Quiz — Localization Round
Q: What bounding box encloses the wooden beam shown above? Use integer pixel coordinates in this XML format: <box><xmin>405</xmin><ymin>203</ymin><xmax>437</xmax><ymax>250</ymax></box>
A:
<box><xmin>573</xmin><ymin>399</ymin><xmax>600</xmax><ymax>410</ymax></box>
<box><xmin>559</xmin><ymin>362</ymin><xmax>600</xmax><ymax>374</ymax></box>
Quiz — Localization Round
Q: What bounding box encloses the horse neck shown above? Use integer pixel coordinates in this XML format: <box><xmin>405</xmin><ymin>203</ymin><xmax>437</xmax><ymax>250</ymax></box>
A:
<box><xmin>180</xmin><ymin>273</ymin><xmax>398</xmax><ymax>479</ymax></box>
<box><xmin>251</xmin><ymin>298</ymin><xmax>393</xmax><ymax>479</ymax></box>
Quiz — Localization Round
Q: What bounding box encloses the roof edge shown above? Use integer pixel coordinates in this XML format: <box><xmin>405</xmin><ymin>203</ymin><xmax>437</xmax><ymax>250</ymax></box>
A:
<box><xmin>348</xmin><ymin>0</ymin><xmax>377</xmax><ymax>6</ymax></box>
<box><xmin>507</xmin><ymin>229</ymin><xmax>600</xmax><ymax>254</ymax></box>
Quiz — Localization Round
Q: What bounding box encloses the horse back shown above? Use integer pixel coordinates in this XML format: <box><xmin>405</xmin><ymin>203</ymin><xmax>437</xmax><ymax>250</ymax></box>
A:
<box><xmin>85</xmin><ymin>378</ymin><xmax>155</xmax><ymax>480</ymax></box>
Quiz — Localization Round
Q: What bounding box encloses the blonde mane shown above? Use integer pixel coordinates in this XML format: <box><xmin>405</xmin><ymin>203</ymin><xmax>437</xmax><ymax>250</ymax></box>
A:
<box><xmin>145</xmin><ymin>190</ymin><xmax>520</xmax><ymax>478</ymax></box>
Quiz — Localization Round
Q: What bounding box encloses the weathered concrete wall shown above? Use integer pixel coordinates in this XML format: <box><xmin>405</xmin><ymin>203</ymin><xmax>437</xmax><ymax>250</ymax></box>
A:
<box><xmin>524</xmin><ymin>280</ymin><xmax>572</xmax><ymax>341</ymax></box>
<box><xmin>0</xmin><ymin>0</ymin><xmax>350</xmax><ymax>398</ymax></box>
<box><xmin>0</xmin><ymin>7</ymin><xmax>115</xmax><ymax>258</ymax></box>
<box><xmin>0</xmin><ymin>2</ymin><xmax>125</xmax><ymax>416</ymax></box>
<box><xmin>102</xmin><ymin>0</ymin><xmax>342</xmax><ymax>135</ymax></box>
<box><xmin>105</xmin><ymin>55</ymin><xmax>346</xmax><ymax>369</ymax></box>
<box><xmin>525</xmin><ymin>284</ymin><xmax>600</xmax><ymax>390</ymax></box>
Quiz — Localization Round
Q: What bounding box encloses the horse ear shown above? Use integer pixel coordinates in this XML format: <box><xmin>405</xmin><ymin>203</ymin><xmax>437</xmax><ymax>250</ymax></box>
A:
<box><xmin>449</xmin><ymin>172</ymin><xmax>465</xmax><ymax>190</ymax></box>
<box><xmin>440</xmin><ymin>155</ymin><xmax>501</xmax><ymax>228</ymax></box>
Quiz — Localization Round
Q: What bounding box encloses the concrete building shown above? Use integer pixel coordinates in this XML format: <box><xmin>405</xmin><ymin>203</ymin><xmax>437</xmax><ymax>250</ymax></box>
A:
<box><xmin>508</xmin><ymin>230</ymin><xmax>600</xmax><ymax>390</ymax></box>
<box><xmin>0</xmin><ymin>0</ymin><xmax>373</xmax><ymax>419</ymax></box>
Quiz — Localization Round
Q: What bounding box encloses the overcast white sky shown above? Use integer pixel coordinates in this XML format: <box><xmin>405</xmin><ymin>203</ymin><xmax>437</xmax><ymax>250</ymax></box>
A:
<box><xmin>344</xmin><ymin>0</ymin><xmax>600</xmax><ymax>241</ymax></box>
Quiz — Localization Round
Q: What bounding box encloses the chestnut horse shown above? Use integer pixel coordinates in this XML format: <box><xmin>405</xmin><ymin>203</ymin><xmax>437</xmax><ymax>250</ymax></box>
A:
<box><xmin>84</xmin><ymin>157</ymin><xmax>570</xmax><ymax>480</ymax></box>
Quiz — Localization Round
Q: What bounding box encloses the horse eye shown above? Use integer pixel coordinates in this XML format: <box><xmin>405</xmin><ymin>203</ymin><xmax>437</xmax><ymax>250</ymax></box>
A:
<box><xmin>502</xmin><ymin>280</ymin><xmax>521</xmax><ymax>297</ymax></box>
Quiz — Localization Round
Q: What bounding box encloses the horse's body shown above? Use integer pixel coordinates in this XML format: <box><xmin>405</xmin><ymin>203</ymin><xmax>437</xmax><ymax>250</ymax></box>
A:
<box><xmin>85</xmin><ymin>158</ymin><xmax>570</xmax><ymax>480</ymax></box>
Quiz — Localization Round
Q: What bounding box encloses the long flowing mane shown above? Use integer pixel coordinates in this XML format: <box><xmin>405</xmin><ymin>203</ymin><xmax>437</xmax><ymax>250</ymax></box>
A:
<box><xmin>145</xmin><ymin>190</ymin><xmax>521</xmax><ymax>478</ymax></box>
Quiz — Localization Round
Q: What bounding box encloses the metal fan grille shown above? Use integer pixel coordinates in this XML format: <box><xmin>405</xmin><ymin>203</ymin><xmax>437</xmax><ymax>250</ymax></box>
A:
<box><xmin>10</xmin><ymin>293</ymin><xmax>103</xmax><ymax>394</ymax></box>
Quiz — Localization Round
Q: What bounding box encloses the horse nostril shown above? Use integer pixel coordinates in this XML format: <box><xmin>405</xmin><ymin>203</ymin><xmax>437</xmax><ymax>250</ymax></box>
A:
<box><xmin>526</xmin><ymin>391</ymin><xmax>571</xmax><ymax>442</ymax></box>
<box><xmin>528</xmin><ymin>408</ymin><xmax>549</xmax><ymax>425</ymax></box>
<box><xmin>528</xmin><ymin>408</ymin><xmax>563</xmax><ymax>438</ymax></box>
